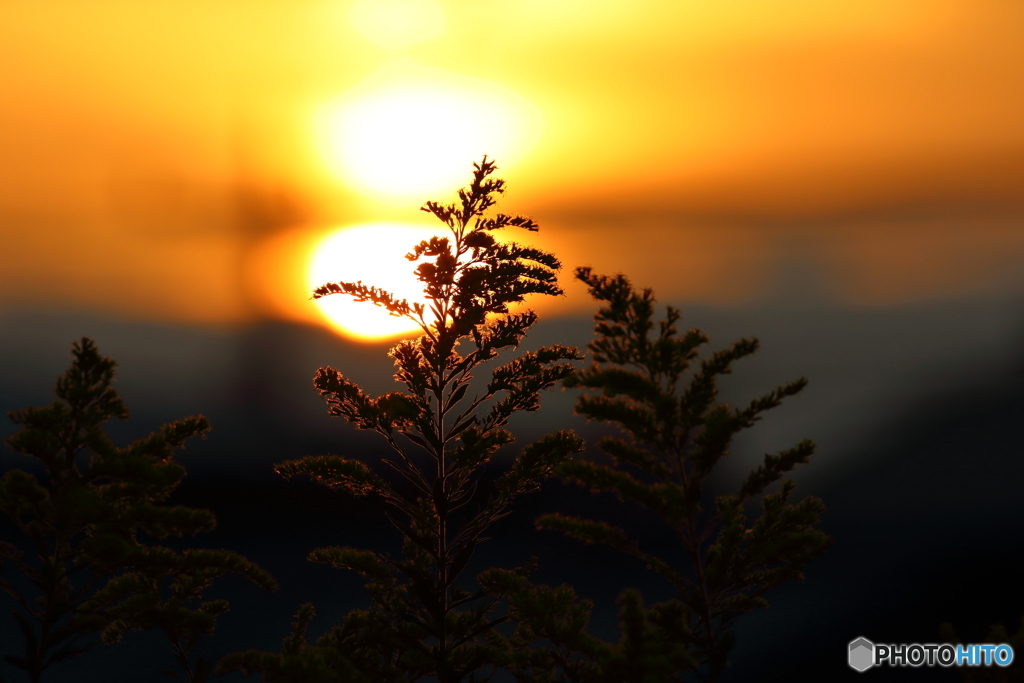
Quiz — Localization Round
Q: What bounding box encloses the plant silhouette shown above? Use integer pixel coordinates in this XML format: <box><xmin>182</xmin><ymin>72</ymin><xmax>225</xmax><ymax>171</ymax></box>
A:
<box><xmin>0</xmin><ymin>338</ymin><xmax>277</xmax><ymax>683</ymax></box>
<box><xmin>218</xmin><ymin>157</ymin><xmax>584</xmax><ymax>682</ymax></box>
<box><xmin>940</xmin><ymin>619</ymin><xmax>1024</xmax><ymax>682</ymax></box>
<box><xmin>485</xmin><ymin>269</ymin><xmax>831</xmax><ymax>682</ymax></box>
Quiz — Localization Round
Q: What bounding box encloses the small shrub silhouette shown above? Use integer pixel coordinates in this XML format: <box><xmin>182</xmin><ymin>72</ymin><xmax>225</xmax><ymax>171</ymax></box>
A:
<box><xmin>217</xmin><ymin>157</ymin><xmax>584</xmax><ymax>683</ymax></box>
<box><xmin>0</xmin><ymin>338</ymin><xmax>276</xmax><ymax>683</ymax></box>
<box><xmin>940</xmin><ymin>619</ymin><xmax>1024</xmax><ymax>682</ymax></box>
<box><xmin>485</xmin><ymin>269</ymin><xmax>832</xmax><ymax>682</ymax></box>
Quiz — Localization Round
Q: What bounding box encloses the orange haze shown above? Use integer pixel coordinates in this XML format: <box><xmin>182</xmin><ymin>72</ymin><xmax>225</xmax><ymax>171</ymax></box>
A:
<box><xmin>2</xmin><ymin>0</ymin><xmax>1023</xmax><ymax>336</ymax></box>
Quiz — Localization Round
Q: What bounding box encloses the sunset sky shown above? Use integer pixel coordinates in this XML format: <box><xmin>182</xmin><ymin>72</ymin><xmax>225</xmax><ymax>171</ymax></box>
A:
<box><xmin>3</xmin><ymin>0</ymin><xmax>1023</xmax><ymax>337</ymax></box>
<box><xmin>4</xmin><ymin>5</ymin><xmax>1024</xmax><ymax>680</ymax></box>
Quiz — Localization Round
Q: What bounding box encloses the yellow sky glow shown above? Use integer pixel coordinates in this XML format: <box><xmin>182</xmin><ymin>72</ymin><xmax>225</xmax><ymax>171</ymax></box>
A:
<box><xmin>315</xmin><ymin>60</ymin><xmax>543</xmax><ymax>206</ymax></box>
<box><xmin>350</xmin><ymin>0</ymin><xmax>446</xmax><ymax>50</ymax></box>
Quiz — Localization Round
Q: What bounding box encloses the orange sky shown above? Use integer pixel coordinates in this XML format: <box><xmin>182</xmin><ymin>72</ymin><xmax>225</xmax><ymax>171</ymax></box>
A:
<box><xmin>2</xmin><ymin>0</ymin><xmax>1023</xmax><ymax>333</ymax></box>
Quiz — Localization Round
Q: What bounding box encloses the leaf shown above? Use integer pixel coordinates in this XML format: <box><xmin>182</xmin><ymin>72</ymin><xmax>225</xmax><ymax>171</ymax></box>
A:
<box><xmin>4</xmin><ymin>655</ymin><xmax>29</xmax><ymax>671</ymax></box>
<box><xmin>384</xmin><ymin>512</ymin><xmax>438</xmax><ymax>560</ymax></box>
<box><xmin>445</xmin><ymin>415</ymin><xmax>477</xmax><ymax>440</ymax></box>
<box><xmin>739</xmin><ymin>439</ymin><xmax>816</xmax><ymax>500</ymax></box>
<box><xmin>186</xmin><ymin>632</ymin><xmax>204</xmax><ymax>653</ymax></box>
<box><xmin>402</xmin><ymin>431</ymin><xmax>432</xmax><ymax>452</ymax></box>
<box><xmin>45</xmin><ymin>639</ymin><xmax>92</xmax><ymax>665</ymax></box>
<box><xmin>274</xmin><ymin>455</ymin><xmax>386</xmax><ymax>496</ymax></box>
<box><xmin>194</xmin><ymin>657</ymin><xmax>211</xmax><ymax>683</ymax></box>
<box><xmin>446</xmin><ymin>541</ymin><xmax>477</xmax><ymax>587</ymax></box>
<box><xmin>280</xmin><ymin>603</ymin><xmax>316</xmax><ymax>656</ymax></box>
<box><xmin>444</xmin><ymin>383</ymin><xmax>469</xmax><ymax>412</ymax></box>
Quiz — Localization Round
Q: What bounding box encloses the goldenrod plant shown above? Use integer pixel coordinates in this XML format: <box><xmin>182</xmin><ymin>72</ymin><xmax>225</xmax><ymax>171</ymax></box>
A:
<box><xmin>218</xmin><ymin>158</ymin><xmax>584</xmax><ymax>683</ymax></box>
<box><xmin>939</xmin><ymin>618</ymin><xmax>1024</xmax><ymax>682</ymax></box>
<box><xmin>0</xmin><ymin>338</ymin><xmax>276</xmax><ymax>683</ymax></box>
<box><xmin>517</xmin><ymin>269</ymin><xmax>832</xmax><ymax>682</ymax></box>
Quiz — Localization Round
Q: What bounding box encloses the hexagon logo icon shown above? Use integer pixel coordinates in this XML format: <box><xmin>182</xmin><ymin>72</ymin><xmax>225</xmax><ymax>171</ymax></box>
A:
<box><xmin>849</xmin><ymin>637</ymin><xmax>875</xmax><ymax>672</ymax></box>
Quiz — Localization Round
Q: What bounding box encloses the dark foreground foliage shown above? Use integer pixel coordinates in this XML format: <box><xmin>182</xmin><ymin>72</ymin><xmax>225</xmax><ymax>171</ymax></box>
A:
<box><xmin>0</xmin><ymin>338</ymin><xmax>276</xmax><ymax>683</ymax></box>
<box><xmin>940</xmin><ymin>619</ymin><xmax>1024</xmax><ymax>682</ymax></box>
<box><xmin>218</xmin><ymin>158</ymin><xmax>585</xmax><ymax>683</ymax></box>
<box><xmin>490</xmin><ymin>269</ymin><xmax>831</xmax><ymax>682</ymax></box>
<box><xmin>0</xmin><ymin>163</ymin><xmax>834</xmax><ymax>683</ymax></box>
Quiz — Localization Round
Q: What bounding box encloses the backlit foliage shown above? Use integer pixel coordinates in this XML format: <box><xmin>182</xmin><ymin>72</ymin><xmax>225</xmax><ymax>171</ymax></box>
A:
<box><xmin>516</xmin><ymin>269</ymin><xmax>833</xmax><ymax>682</ymax></box>
<box><xmin>218</xmin><ymin>158</ymin><xmax>584</xmax><ymax>683</ymax></box>
<box><xmin>0</xmin><ymin>338</ymin><xmax>276</xmax><ymax>683</ymax></box>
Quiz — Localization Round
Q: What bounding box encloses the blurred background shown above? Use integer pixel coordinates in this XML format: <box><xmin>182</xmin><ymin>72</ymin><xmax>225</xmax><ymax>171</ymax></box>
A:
<box><xmin>2</xmin><ymin>1</ymin><xmax>1023</xmax><ymax>680</ymax></box>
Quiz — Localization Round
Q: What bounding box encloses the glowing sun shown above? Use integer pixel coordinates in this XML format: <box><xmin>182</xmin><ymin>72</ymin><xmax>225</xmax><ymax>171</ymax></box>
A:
<box><xmin>314</xmin><ymin>61</ymin><xmax>544</xmax><ymax>205</ymax></box>
<box><xmin>308</xmin><ymin>223</ymin><xmax>447</xmax><ymax>341</ymax></box>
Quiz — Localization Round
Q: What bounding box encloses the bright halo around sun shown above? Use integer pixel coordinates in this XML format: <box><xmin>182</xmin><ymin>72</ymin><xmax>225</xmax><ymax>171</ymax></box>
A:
<box><xmin>315</xmin><ymin>60</ymin><xmax>544</xmax><ymax>205</ymax></box>
<box><xmin>308</xmin><ymin>223</ymin><xmax>448</xmax><ymax>341</ymax></box>
<box><xmin>350</xmin><ymin>0</ymin><xmax>446</xmax><ymax>51</ymax></box>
